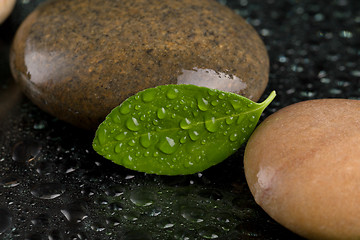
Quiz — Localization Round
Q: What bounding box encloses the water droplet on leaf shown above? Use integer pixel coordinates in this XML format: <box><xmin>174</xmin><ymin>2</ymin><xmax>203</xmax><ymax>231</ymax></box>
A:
<box><xmin>226</xmin><ymin>116</ymin><xmax>234</xmax><ymax>125</ymax></box>
<box><xmin>126</xmin><ymin>117</ymin><xmax>141</xmax><ymax>131</ymax></box>
<box><xmin>114</xmin><ymin>143</ymin><xmax>123</xmax><ymax>153</ymax></box>
<box><xmin>205</xmin><ymin>115</ymin><xmax>218</xmax><ymax>132</ymax></box>
<box><xmin>180</xmin><ymin>136</ymin><xmax>187</xmax><ymax>144</ymax></box>
<box><xmin>249</xmin><ymin>115</ymin><xmax>256</xmax><ymax>122</ymax></box>
<box><xmin>208</xmin><ymin>89</ymin><xmax>216</xmax><ymax>96</ymax></box>
<box><xmin>157</xmin><ymin>107</ymin><xmax>166</xmax><ymax>119</ymax></box>
<box><xmin>180</xmin><ymin>118</ymin><xmax>192</xmax><ymax>130</ymax></box>
<box><xmin>141</xmin><ymin>88</ymin><xmax>157</xmax><ymax>102</ymax></box>
<box><xmin>166</xmin><ymin>88</ymin><xmax>179</xmax><ymax>99</ymax></box>
<box><xmin>237</xmin><ymin>115</ymin><xmax>245</xmax><ymax>125</ymax></box>
<box><xmin>229</xmin><ymin>133</ymin><xmax>238</xmax><ymax>142</ymax></box>
<box><xmin>140</xmin><ymin>133</ymin><xmax>152</xmax><ymax>148</ymax></box>
<box><xmin>97</xmin><ymin>128</ymin><xmax>107</xmax><ymax>145</ymax></box>
<box><xmin>211</xmin><ymin>100</ymin><xmax>219</xmax><ymax>106</ymax></box>
<box><xmin>120</xmin><ymin>102</ymin><xmax>132</xmax><ymax>114</ymax></box>
<box><xmin>123</xmin><ymin>155</ymin><xmax>133</xmax><ymax>166</ymax></box>
<box><xmin>197</xmin><ymin>97</ymin><xmax>209</xmax><ymax>111</ymax></box>
<box><xmin>115</xmin><ymin>132</ymin><xmax>128</xmax><ymax>141</ymax></box>
<box><xmin>128</xmin><ymin>139</ymin><xmax>136</xmax><ymax>146</ymax></box>
<box><xmin>189</xmin><ymin>131</ymin><xmax>200</xmax><ymax>141</ymax></box>
<box><xmin>230</xmin><ymin>99</ymin><xmax>242</xmax><ymax>110</ymax></box>
<box><xmin>158</xmin><ymin>137</ymin><xmax>178</xmax><ymax>154</ymax></box>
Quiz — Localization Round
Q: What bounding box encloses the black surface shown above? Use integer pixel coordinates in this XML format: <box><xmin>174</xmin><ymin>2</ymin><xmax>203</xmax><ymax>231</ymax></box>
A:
<box><xmin>0</xmin><ymin>0</ymin><xmax>360</xmax><ymax>239</ymax></box>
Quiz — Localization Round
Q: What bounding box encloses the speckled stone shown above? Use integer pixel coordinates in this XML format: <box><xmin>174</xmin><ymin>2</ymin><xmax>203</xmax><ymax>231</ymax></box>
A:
<box><xmin>10</xmin><ymin>0</ymin><xmax>269</xmax><ymax>129</ymax></box>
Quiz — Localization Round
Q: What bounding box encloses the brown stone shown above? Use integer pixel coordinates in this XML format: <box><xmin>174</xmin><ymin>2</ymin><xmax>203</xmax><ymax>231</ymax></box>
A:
<box><xmin>10</xmin><ymin>0</ymin><xmax>269</xmax><ymax>129</ymax></box>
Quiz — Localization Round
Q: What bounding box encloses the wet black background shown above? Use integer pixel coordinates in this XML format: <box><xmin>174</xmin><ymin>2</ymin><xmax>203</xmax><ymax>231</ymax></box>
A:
<box><xmin>0</xmin><ymin>0</ymin><xmax>359</xmax><ymax>239</ymax></box>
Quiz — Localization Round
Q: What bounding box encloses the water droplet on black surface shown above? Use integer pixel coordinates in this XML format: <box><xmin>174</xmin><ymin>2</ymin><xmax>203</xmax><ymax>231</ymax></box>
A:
<box><xmin>123</xmin><ymin>211</ymin><xmax>140</xmax><ymax>221</ymax></box>
<box><xmin>145</xmin><ymin>206</ymin><xmax>162</xmax><ymax>217</ymax></box>
<box><xmin>31</xmin><ymin>213</ymin><xmax>49</xmax><ymax>226</ymax></box>
<box><xmin>123</xmin><ymin>230</ymin><xmax>152</xmax><ymax>240</ymax></box>
<box><xmin>180</xmin><ymin>206</ymin><xmax>205</xmax><ymax>223</ymax></box>
<box><xmin>105</xmin><ymin>185</ymin><xmax>125</xmax><ymax>197</ymax></box>
<box><xmin>12</xmin><ymin>140</ymin><xmax>41</xmax><ymax>162</ymax></box>
<box><xmin>108</xmin><ymin>202</ymin><xmax>123</xmax><ymax>211</ymax></box>
<box><xmin>173</xmin><ymin>228</ymin><xmax>193</xmax><ymax>240</ymax></box>
<box><xmin>156</xmin><ymin>217</ymin><xmax>176</xmax><ymax>229</ymax></box>
<box><xmin>130</xmin><ymin>189</ymin><xmax>157</xmax><ymax>206</ymax></box>
<box><xmin>61</xmin><ymin>202</ymin><xmax>87</xmax><ymax>223</ymax></box>
<box><xmin>198</xmin><ymin>189</ymin><xmax>223</xmax><ymax>200</ymax></box>
<box><xmin>30</xmin><ymin>182</ymin><xmax>66</xmax><ymax>200</ymax></box>
<box><xmin>48</xmin><ymin>229</ymin><xmax>64</xmax><ymax>240</ymax></box>
<box><xmin>0</xmin><ymin>175</ymin><xmax>20</xmax><ymax>187</ymax></box>
<box><xmin>33</xmin><ymin>120</ymin><xmax>47</xmax><ymax>130</ymax></box>
<box><xmin>0</xmin><ymin>208</ymin><xmax>12</xmax><ymax>233</ymax></box>
<box><xmin>199</xmin><ymin>226</ymin><xmax>221</xmax><ymax>239</ymax></box>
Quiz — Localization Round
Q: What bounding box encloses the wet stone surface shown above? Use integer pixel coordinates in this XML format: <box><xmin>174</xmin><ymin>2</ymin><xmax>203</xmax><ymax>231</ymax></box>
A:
<box><xmin>10</xmin><ymin>0</ymin><xmax>269</xmax><ymax>129</ymax></box>
<box><xmin>1</xmin><ymin>0</ymin><xmax>360</xmax><ymax>239</ymax></box>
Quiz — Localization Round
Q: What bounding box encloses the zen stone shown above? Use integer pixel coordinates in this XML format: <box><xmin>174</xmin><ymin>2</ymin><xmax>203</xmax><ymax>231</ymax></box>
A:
<box><xmin>0</xmin><ymin>0</ymin><xmax>16</xmax><ymax>24</ymax></box>
<box><xmin>10</xmin><ymin>0</ymin><xmax>269</xmax><ymax>129</ymax></box>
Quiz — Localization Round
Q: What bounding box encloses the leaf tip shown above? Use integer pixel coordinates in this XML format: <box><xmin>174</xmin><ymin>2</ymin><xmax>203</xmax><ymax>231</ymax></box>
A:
<box><xmin>260</xmin><ymin>90</ymin><xmax>276</xmax><ymax>109</ymax></box>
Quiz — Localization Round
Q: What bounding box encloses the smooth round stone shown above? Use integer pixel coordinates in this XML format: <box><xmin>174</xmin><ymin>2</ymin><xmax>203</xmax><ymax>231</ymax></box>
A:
<box><xmin>0</xmin><ymin>0</ymin><xmax>16</xmax><ymax>24</ymax></box>
<box><xmin>244</xmin><ymin>99</ymin><xmax>360</xmax><ymax>239</ymax></box>
<box><xmin>10</xmin><ymin>0</ymin><xmax>269</xmax><ymax>129</ymax></box>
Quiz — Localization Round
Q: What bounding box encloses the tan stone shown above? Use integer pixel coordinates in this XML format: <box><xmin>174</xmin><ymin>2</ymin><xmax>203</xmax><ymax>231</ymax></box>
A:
<box><xmin>244</xmin><ymin>99</ymin><xmax>360</xmax><ymax>240</ymax></box>
<box><xmin>0</xmin><ymin>0</ymin><xmax>16</xmax><ymax>24</ymax></box>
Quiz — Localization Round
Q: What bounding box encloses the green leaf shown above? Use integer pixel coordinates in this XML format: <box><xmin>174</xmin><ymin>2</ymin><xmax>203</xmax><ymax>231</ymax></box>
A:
<box><xmin>93</xmin><ymin>85</ymin><xmax>275</xmax><ymax>175</ymax></box>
